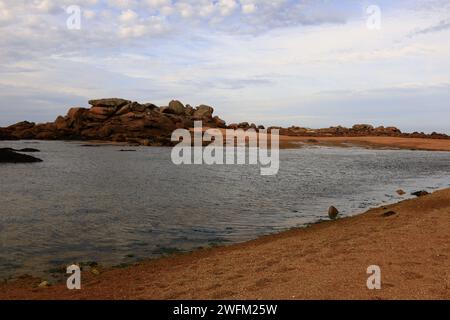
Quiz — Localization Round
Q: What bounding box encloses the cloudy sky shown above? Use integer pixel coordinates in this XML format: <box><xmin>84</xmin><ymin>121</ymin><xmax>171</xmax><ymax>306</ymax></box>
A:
<box><xmin>1</xmin><ymin>0</ymin><xmax>450</xmax><ymax>133</ymax></box>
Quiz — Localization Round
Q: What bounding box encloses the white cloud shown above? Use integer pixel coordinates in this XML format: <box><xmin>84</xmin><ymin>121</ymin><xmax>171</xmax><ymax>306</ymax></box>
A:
<box><xmin>176</xmin><ymin>2</ymin><xmax>194</xmax><ymax>18</ymax></box>
<box><xmin>242</xmin><ymin>3</ymin><xmax>256</xmax><ymax>15</ymax></box>
<box><xmin>1</xmin><ymin>1</ymin><xmax>450</xmax><ymax>132</ymax></box>
<box><xmin>218</xmin><ymin>0</ymin><xmax>237</xmax><ymax>16</ymax></box>
<box><xmin>119</xmin><ymin>9</ymin><xmax>138</xmax><ymax>23</ymax></box>
<box><xmin>83</xmin><ymin>9</ymin><xmax>96</xmax><ymax>19</ymax></box>
<box><xmin>145</xmin><ymin>0</ymin><xmax>171</xmax><ymax>9</ymax></box>
<box><xmin>107</xmin><ymin>0</ymin><xmax>136</xmax><ymax>9</ymax></box>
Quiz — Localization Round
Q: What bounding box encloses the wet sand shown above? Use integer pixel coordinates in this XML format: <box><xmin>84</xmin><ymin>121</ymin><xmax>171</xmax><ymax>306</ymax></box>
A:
<box><xmin>1</xmin><ymin>188</ymin><xmax>450</xmax><ymax>300</ymax></box>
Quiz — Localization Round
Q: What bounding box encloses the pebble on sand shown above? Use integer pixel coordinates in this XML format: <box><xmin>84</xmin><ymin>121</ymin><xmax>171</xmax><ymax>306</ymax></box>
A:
<box><xmin>382</xmin><ymin>211</ymin><xmax>397</xmax><ymax>217</ymax></box>
<box><xmin>328</xmin><ymin>206</ymin><xmax>339</xmax><ymax>220</ymax></box>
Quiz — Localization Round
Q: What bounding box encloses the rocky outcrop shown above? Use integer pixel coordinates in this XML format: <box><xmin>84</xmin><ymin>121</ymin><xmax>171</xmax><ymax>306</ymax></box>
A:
<box><xmin>269</xmin><ymin>123</ymin><xmax>448</xmax><ymax>139</ymax></box>
<box><xmin>1</xmin><ymin>98</ymin><xmax>448</xmax><ymax>145</ymax></box>
<box><xmin>0</xmin><ymin>99</ymin><xmax>227</xmax><ymax>146</ymax></box>
<box><xmin>163</xmin><ymin>100</ymin><xmax>186</xmax><ymax>115</ymax></box>
<box><xmin>0</xmin><ymin>148</ymin><xmax>43</xmax><ymax>163</ymax></box>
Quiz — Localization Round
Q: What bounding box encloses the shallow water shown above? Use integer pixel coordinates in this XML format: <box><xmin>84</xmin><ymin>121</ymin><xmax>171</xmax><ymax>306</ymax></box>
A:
<box><xmin>1</xmin><ymin>140</ymin><xmax>450</xmax><ymax>279</ymax></box>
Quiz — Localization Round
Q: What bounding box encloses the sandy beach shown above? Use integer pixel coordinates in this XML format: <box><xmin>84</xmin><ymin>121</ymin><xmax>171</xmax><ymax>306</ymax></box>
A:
<box><xmin>195</xmin><ymin>127</ymin><xmax>450</xmax><ymax>151</ymax></box>
<box><xmin>1</xmin><ymin>186</ymin><xmax>449</xmax><ymax>300</ymax></box>
<box><xmin>278</xmin><ymin>135</ymin><xmax>450</xmax><ymax>151</ymax></box>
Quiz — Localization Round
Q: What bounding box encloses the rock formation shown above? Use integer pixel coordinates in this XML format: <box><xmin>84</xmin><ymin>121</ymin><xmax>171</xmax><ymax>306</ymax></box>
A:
<box><xmin>1</xmin><ymin>98</ymin><xmax>448</xmax><ymax>145</ymax></box>
<box><xmin>269</xmin><ymin>123</ymin><xmax>448</xmax><ymax>139</ymax></box>
<box><xmin>0</xmin><ymin>99</ymin><xmax>227</xmax><ymax>146</ymax></box>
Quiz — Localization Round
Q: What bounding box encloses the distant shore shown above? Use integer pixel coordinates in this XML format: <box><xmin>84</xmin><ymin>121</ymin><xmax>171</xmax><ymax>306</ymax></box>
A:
<box><xmin>278</xmin><ymin>135</ymin><xmax>450</xmax><ymax>151</ymax></box>
<box><xmin>1</xmin><ymin>187</ymin><xmax>450</xmax><ymax>300</ymax></box>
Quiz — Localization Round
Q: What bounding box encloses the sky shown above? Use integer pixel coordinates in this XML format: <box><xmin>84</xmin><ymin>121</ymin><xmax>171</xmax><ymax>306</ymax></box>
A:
<box><xmin>1</xmin><ymin>0</ymin><xmax>450</xmax><ymax>133</ymax></box>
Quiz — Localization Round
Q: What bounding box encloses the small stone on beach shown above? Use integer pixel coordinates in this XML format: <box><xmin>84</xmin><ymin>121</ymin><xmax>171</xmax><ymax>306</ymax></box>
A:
<box><xmin>382</xmin><ymin>211</ymin><xmax>397</xmax><ymax>217</ymax></box>
<box><xmin>328</xmin><ymin>206</ymin><xmax>339</xmax><ymax>220</ymax></box>
<box><xmin>91</xmin><ymin>268</ymin><xmax>100</xmax><ymax>275</ymax></box>
<box><xmin>411</xmin><ymin>190</ymin><xmax>430</xmax><ymax>197</ymax></box>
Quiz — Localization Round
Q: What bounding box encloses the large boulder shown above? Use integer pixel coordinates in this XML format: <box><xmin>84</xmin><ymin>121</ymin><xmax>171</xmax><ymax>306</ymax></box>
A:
<box><xmin>0</xmin><ymin>128</ymin><xmax>11</xmax><ymax>140</ymax></box>
<box><xmin>163</xmin><ymin>100</ymin><xmax>185</xmax><ymax>115</ymax></box>
<box><xmin>66</xmin><ymin>107</ymin><xmax>88</xmax><ymax>128</ymax></box>
<box><xmin>55</xmin><ymin>116</ymin><xmax>68</xmax><ymax>130</ymax></box>
<box><xmin>67</xmin><ymin>107</ymin><xmax>84</xmax><ymax>120</ymax></box>
<box><xmin>7</xmin><ymin>121</ymin><xmax>35</xmax><ymax>131</ymax></box>
<box><xmin>185</xmin><ymin>105</ymin><xmax>195</xmax><ymax>116</ymax></box>
<box><xmin>88</xmin><ymin>98</ymin><xmax>130</xmax><ymax>109</ymax></box>
<box><xmin>238</xmin><ymin>122</ymin><xmax>250</xmax><ymax>129</ymax></box>
<box><xmin>352</xmin><ymin>124</ymin><xmax>374</xmax><ymax>132</ymax></box>
<box><xmin>89</xmin><ymin>106</ymin><xmax>117</xmax><ymax>117</ymax></box>
<box><xmin>385</xmin><ymin>126</ymin><xmax>402</xmax><ymax>134</ymax></box>
<box><xmin>193</xmin><ymin>105</ymin><xmax>214</xmax><ymax>120</ymax></box>
<box><xmin>212</xmin><ymin>116</ymin><xmax>226</xmax><ymax>128</ymax></box>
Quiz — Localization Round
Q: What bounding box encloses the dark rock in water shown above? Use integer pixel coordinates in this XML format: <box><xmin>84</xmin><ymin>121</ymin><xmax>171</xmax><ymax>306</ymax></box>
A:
<box><xmin>81</xmin><ymin>144</ymin><xmax>103</xmax><ymax>147</ymax></box>
<box><xmin>328</xmin><ymin>206</ymin><xmax>339</xmax><ymax>220</ymax></box>
<box><xmin>0</xmin><ymin>148</ymin><xmax>43</xmax><ymax>163</ymax></box>
<box><xmin>396</xmin><ymin>189</ymin><xmax>406</xmax><ymax>196</ymax></box>
<box><xmin>411</xmin><ymin>190</ymin><xmax>429</xmax><ymax>197</ymax></box>
<box><xmin>17</xmin><ymin>148</ymin><xmax>40</xmax><ymax>152</ymax></box>
<box><xmin>382</xmin><ymin>211</ymin><xmax>397</xmax><ymax>217</ymax></box>
<box><xmin>119</xmin><ymin>149</ymin><xmax>136</xmax><ymax>152</ymax></box>
<box><xmin>1</xmin><ymin>147</ymin><xmax>40</xmax><ymax>153</ymax></box>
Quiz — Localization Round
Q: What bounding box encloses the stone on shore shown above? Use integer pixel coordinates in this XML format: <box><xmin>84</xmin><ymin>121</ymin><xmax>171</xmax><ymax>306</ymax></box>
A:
<box><xmin>411</xmin><ymin>190</ymin><xmax>430</xmax><ymax>197</ymax></box>
<box><xmin>382</xmin><ymin>210</ymin><xmax>397</xmax><ymax>217</ymax></box>
<box><xmin>328</xmin><ymin>206</ymin><xmax>339</xmax><ymax>220</ymax></box>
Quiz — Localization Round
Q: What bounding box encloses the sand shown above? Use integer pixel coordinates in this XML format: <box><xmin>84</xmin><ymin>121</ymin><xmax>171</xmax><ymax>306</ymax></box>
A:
<box><xmin>278</xmin><ymin>136</ymin><xmax>450</xmax><ymax>151</ymax></box>
<box><xmin>1</xmin><ymin>187</ymin><xmax>450</xmax><ymax>300</ymax></box>
<box><xmin>193</xmin><ymin>127</ymin><xmax>450</xmax><ymax>151</ymax></box>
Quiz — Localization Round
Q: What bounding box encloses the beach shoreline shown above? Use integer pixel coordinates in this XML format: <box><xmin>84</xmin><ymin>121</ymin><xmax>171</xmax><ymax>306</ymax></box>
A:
<box><xmin>1</xmin><ymin>187</ymin><xmax>449</xmax><ymax>300</ymax></box>
<box><xmin>3</xmin><ymin>135</ymin><xmax>450</xmax><ymax>152</ymax></box>
<box><xmin>277</xmin><ymin>135</ymin><xmax>450</xmax><ymax>151</ymax></box>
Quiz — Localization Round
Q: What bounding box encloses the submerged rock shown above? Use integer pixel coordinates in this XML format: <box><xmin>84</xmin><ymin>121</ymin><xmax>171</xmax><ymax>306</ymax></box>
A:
<box><xmin>396</xmin><ymin>189</ymin><xmax>406</xmax><ymax>196</ymax></box>
<box><xmin>0</xmin><ymin>148</ymin><xmax>43</xmax><ymax>163</ymax></box>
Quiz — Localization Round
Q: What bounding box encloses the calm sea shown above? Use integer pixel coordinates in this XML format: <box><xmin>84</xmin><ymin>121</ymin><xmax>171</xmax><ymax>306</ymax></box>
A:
<box><xmin>1</xmin><ymin>140</ymin><xmax>450</xmax><ymax>279</ymax></box>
